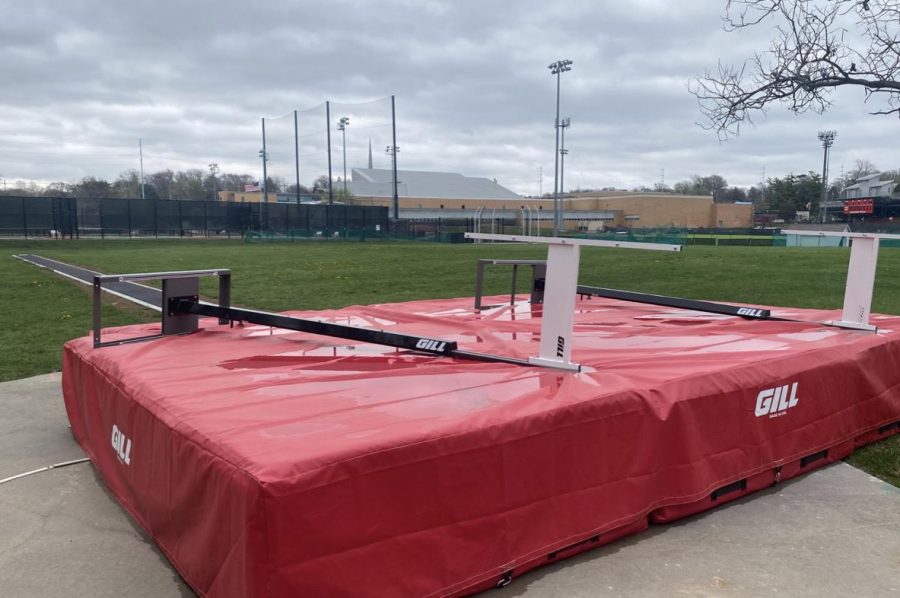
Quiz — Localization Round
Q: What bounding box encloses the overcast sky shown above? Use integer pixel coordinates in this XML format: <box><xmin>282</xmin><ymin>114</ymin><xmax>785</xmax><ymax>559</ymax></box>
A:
<box><xmin>1</xmin><ymin>0</ymin><xmax>897</xmax><ymax>195</ymax></box>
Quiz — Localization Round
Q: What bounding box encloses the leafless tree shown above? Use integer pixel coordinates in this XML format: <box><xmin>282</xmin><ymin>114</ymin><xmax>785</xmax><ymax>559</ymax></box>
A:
<box><xmin>693</xmin><ymin>0</ymin><xmax>900</xmax><ymax>137</ymax></box>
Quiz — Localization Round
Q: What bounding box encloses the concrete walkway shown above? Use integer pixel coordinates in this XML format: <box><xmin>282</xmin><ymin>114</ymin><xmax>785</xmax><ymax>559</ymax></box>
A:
<box><xmin>1</xmin><ymin>373</ymin><xmax>898</xmax><ymax>597</ymax></box>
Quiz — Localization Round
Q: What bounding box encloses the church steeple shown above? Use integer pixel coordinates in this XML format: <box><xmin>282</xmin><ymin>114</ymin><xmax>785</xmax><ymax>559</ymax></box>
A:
<box><xmin>368</xmin><ymin>139</ymin><xmax>373</xmax><ymax>169</ymax></box>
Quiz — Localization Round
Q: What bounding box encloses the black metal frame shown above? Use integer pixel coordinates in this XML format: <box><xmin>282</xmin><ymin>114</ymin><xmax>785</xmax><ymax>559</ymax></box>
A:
<box><xmin>474</xmin><ymin>259</ymin><xmax>547</xmax><ymax>310</ymax></box>
<box><xmin>92</xmin><ymin>269</ymin><xmax>231</xmax><ymax>348</ymax></box>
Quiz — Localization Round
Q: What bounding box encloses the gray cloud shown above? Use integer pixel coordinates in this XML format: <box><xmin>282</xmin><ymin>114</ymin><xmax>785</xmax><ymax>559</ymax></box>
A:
<box><xmin>1</xmin><ymin>0</ymin><xmax>898</xmax><ymax>194</ymax></box>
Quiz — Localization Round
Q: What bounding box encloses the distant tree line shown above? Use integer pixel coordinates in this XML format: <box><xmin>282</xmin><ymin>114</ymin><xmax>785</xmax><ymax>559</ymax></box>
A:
<box><xmin>566</xmin><ymin>174</ymin><xmax>762</xmax><ymax>204</ymax></box>
<box><xmin>0</xmin><ymin>169</ymin><xmax>322</xmax><ymax>201</ymax></box>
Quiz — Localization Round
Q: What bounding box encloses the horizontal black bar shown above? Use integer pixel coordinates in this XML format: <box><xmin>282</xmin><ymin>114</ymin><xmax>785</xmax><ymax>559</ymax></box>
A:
<box><xmin>711</xmin><ymin>478</ymin><xmax>747</xmax><ymax>501</ymax></box>
<box><xmin>577</xmin><ymin>285</ymin><xmax>771</xmax><ymax>320</ymax></box>
<box><xmin>175</xmin><ymin>300</ymin><xmax>459</xmax><ymax>356</ymax></box>
<box><xmin>800</xmin><ymin>449</ymin><xmax>829</xmax><ymax>468</ymax></box>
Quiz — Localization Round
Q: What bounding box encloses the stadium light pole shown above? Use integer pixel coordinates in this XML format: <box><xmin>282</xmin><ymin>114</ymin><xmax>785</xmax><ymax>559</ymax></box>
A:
<box><xmin>559</xmin><ymin>117</ymin><xmax>570</xmax><ymax>201</ymax></box>
<box><xmin>548</xmin><ymin>59</ymin><xmax>572</xmax><ymax>234</ymax></box>
<box><xmin>338</xmin><ymin>117</ymin><xmax>350</xmax><ymax>195</ymax></box>
<box><xmin>818</xmin><ymin>130</ymin><xmax>836</xmax><ymax>224</ymax></box>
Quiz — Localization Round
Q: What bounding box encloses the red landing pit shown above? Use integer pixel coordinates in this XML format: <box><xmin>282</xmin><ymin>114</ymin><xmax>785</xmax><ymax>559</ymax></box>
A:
<box><xmin>62</xmin><ymin>296</ymin><xmax>900</xmax><ymax>597</ymax></box>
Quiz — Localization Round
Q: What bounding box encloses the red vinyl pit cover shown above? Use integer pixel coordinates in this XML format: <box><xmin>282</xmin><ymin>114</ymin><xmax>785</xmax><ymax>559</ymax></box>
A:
<box><xmin>62</xmin><ymin>296</ymin><xmax>900</xmax><ymax>597</ymax></box>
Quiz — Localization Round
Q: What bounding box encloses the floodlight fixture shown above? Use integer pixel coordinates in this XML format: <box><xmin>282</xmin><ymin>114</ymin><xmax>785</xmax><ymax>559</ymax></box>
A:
<box><xmin>548</xmin><ymin>59</ymin><xmax>573</xmax><ymax>74</ymax></box>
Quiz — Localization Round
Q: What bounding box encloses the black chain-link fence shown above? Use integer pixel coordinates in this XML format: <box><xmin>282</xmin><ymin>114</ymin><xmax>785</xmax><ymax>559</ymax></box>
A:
<box><xmin>0</xmin><ymin>196</ymin><xmax>389</xmax><ymax>239</ymax></box>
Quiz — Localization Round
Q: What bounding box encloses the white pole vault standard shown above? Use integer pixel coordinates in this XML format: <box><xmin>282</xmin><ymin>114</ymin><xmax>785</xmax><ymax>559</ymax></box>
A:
<box><xmin>783</xmin><ymin>230</ymin><xmax>900</xmax><ymax>332</ymax></box>
<box><xmin>465</xmin><ymin>233</ymin><xmax>682</xmax><ymax>371</ymax></box>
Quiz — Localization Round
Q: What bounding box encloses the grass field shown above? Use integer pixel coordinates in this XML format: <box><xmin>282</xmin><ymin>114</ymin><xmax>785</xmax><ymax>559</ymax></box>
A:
<box><xmin>0</xmin><ymin>238</ymin><xmax>897</xmax><ymax>486</ymax></box>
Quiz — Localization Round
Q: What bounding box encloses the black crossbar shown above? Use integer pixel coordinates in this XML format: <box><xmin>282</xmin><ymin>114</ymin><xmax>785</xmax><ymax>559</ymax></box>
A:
<box><xmin>173</xmin><ymin>299</ymin><xmax>533</xmax><ymax>367</ymax></box>
<box><xmin>577</xmin><ymin>285</ymin><xmax>771</xmax><ymax>320</ymax></box>
<box><xmin>177</xmin><ymin>300</ymin><xmax>458</xmax><ymax>354</ymax></box>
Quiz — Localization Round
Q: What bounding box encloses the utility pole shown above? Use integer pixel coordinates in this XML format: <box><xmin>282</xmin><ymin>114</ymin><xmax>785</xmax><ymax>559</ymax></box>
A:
<box><xmin>818</xmin><ymin>131</ymin><xmax>836</xmax><ymax>223</ymax></box>
<box><xmin>548</xmin><ymin>59</ymin><xmax>572</xmax><ymax>234</ymax></box>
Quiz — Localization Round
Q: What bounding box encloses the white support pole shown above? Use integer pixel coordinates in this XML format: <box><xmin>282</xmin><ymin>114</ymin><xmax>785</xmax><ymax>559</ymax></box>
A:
<box><xmin>466</xmin><ymin>232</ymin><xmax>681</xmax><ymax>370</ymax></box>
<box><xmin>782</xmin><ymin>230</ymin><xmax>900</xmax><ymax>332</ymax></box>
<box><xmin>530</xmin><ymin>242</ymin><xmax>581</xmax><ymax>370</ymax></box>
<box><xmin>836</xmin><ymin>236</ymin><xmax>879</xmax><ymax>330</ymax></box>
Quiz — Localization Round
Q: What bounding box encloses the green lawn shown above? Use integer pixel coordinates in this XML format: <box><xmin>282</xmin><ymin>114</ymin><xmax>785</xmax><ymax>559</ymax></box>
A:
<box><xmin>0</xmin><ymin>239</ymin><xmax>897</xmax><ymax>486</ymax></box>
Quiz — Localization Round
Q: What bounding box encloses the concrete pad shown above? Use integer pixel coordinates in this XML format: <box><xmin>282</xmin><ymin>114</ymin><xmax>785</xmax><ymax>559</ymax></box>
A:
<box><xmin>0</xmin><ymin>373</ymin><xmax>898</xmax><ymax>597</ymax></box>
<box><xmin>509</xmin><ymin>464</ymin><xmax>900</xmax><ymax>597</ymax></box>
<box><xmin>0</xmin><ymin>374</ymin><xmax>191</xmax><ymax>597</ymax></box>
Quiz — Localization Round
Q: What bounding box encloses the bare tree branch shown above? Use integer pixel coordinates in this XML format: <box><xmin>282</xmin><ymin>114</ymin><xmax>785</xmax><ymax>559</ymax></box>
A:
<box><xmin>693</xmin><ymin>0</ymin><xmax>900</xmax><ymax>138</ymax></box>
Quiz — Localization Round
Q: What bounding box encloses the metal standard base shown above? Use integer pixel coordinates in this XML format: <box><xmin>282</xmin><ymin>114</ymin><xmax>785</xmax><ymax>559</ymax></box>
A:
<box><xmin>92</xmin><ymin>269</ymin><xmax>231</xmax><ymax>348</ymax></box>
<box><xmin>527</xmin><ymin>356</ymin><xmax>581</xmax><ymax>372</ymax></box>
<box><xmin>824</xmin><ymin>320</ymin><xmax>878</xmax><ymax>332</ymax></box>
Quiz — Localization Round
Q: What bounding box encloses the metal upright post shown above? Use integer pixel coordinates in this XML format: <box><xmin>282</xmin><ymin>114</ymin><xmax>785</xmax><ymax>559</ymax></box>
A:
<box><xmin>139</xmin><ymin>138</ymin><xmax>146</xmax><ymax>200</ymax></box>
<box><xmin>338</xmin><ymin>117</ymin><xmax>350</xmax><ymax>195</ymax></box>
<box><xmin>559</xmin><ymin>117</ymin><xmax>570</xmax><ymax>205</ymax></box>
<box><xmin>547</xmin><ymin>59</ymin><xmax>572</xmax><ymax>234</ymax></box>
<box><xmin>326</xmin><ymin>101</ymin><xmax>334</xmax><ymax>204</ymax></box>
<box><xmin>818</xmin><ymin>131</ymin><xmax>836</xmax><ymax>224</ymax></box>
<box><xmin>294</xmin><ymin>110</ymin><xmax>301</xmax><ymax>205</ymax></box>
<box><xmin>261</xmin><ymin>118</ymin><xmax>269</xmax><ymax>230</ymax></box>
<box><xmin>553</xmin><ymin>71</ymin><xmax>561</xmax><ymax>232</ymax></box>
<box><xmin>391</xmin><ymin>95</ymin><xmax>399</xmax><ymax>222</ymax></box>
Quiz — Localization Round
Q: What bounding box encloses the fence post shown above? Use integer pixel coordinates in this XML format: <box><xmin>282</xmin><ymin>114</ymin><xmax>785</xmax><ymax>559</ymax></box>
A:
<box><xmin>127</xmin><ymin>199</ymin><xmax>132</xmax><ymax>238</ymax></box>
<box><xmin>99</xmin><ymin>199</ymin><xmax>105</xmax><ymax>239</ymax></box>
<box><xmin>154</xmin><ymin>198</ymin><xmax>158</xmax><ymax>238</ymax></box>
<box><xmin>178</xmin><ymin>200</ymin><xmax>184</xmax><ymax>237</ymax></box>
<box><xmin>204</xmin><ymin>201</ymin><xmax>208</xmax><ymax>237</ymax></box>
